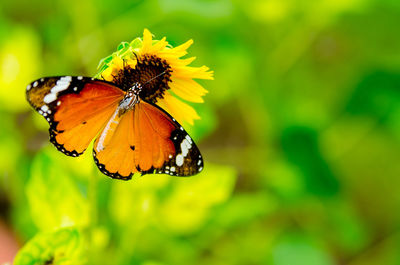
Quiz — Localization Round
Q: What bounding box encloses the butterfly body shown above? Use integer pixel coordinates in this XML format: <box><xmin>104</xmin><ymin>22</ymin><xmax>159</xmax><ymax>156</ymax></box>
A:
<box><xmin>26</xmin><ymin>76</ymin><xmax>203</xmax><ymax>180</ymax></box>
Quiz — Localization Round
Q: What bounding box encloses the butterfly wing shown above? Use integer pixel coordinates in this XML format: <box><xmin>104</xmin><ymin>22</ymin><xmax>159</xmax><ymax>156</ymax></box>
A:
<box><xmin>26</xmin><ymin>77</ymin><xmax>124</xmax><ymax>156</ymax></box>
<box><xmin>93</xmin><ymin>100</ymin><xmax>203</xmax><ymax>180</ymax></box>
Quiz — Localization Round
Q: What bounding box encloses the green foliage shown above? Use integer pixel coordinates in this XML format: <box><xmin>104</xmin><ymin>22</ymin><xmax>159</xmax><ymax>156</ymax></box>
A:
<box><xmin>272</xmin><ymin>234</ymin><xmax>334</xmax><ymax>265</ymax></box>
<box><xmin>13</xmin><ymin>227</ymin><xmax>86</xmax><ymax>265</ymax></box>
<box><xmin>26</xmin><ymin>149</ymin><xmax>90</xmax><ymax>230</ymax></box>
<box><xmin>0</xmin><ymin>0</ymin><xmax>399</xmax><ymax>264</ymax></box>
<box><xmin>281</xmin><ymin>126</ymin><xmax>339</xmax><ymax>196</ymax></box>
<box><xmin>346</xmin><ymin>71</ymin><xmax>400</xmax><ymax>122</ymax></box>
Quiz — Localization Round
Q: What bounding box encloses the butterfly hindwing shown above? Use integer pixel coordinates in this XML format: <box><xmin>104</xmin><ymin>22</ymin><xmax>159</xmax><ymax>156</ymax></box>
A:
<box><xmin>93</xmin><ymin>107</ymin><xmax>138</xmax><ymax>180</ymax></box>
<box><xmin>138</xmin><ymin>101</ymin><xmax>204</xmax><ymax>176</ymax></box>
<box><xmin>26</xmin><ymin>77</ymin><xmax>124</xmax><ymax>156</ymax></box>
<box><xmin>92</xmin><ymin>100</ymin><xmax>203</xmax><ymax>180</ymax></box>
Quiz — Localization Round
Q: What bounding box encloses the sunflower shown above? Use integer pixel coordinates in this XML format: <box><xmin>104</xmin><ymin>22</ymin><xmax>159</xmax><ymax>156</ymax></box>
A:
<box><xmin>95</xmin><ymin>29</ymin><xmax>213</xmax><ymax>125</ymax></box>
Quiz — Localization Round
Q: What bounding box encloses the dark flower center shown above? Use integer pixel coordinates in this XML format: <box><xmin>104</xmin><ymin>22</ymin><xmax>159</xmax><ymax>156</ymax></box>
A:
<box><xmin>111</xmin><ymin>54</ymin><xmax>172</xmax><ymax>103</ymax></box>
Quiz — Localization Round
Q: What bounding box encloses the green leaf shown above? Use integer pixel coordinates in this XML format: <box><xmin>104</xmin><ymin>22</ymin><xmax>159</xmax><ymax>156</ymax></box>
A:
<box><xmin>345</xmin><ymin>71</ymin><xmax>400</xmax><ymax>123</ymax></box>
<box><xmin>158</xmin><ymin>163</ymin><xmax>237</xmax><ymax>234</ymax></box>
<box><xmin>272</xmin><ymin>234</ymin><xmax>334</xmax><ymax>265</ymax></box>
<box><xmin>96</xmin><ymin>55</ymin><xmax>113</xmax><ymax>70</ymax></box>
<box><xmin>108</xmin><ymin>163</ymin><xmax>237</xmax><ymax>236</ymax></box>
<box><xmin>129</xmin><ymin>37</ymin><xmax>142</xmax><ymax>49</ymax></box>
<box><xmin>214</xmin><ymin>192</ymin><xmax>277</xmax><ymax>228</ymax></box>
<box><xmin>116</xmin><ymin>42</ymin><xmax>130</xmax><ymax>56</ymax></box>
<box><xmin>109</xmin><ymin>174</ymin><xmax>169</xmax><ymax>228</ymax></box>
<box><xmin>281</xmin><ymin>126</ymin><xmax>340</xmax><ymax>197</ymax></box>
<box><xmin>117</xmin><ymin>42</ymin><xmax>129</xmax><ymax>51</ymax></box>
<box><xmin>26</xmin><ymin>148</ymin><xmax>90</xmax><ymax>231</ymax></box>
<box><xmin>13</xmin><ymin>227</ymin><xmax>86</xmax><ymax>265</ymax></box>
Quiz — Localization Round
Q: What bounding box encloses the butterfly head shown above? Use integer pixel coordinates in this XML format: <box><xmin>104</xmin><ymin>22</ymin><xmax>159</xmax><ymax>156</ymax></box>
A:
<box><xmin>119</xmin><ymin>82</ymin><xmax>142</xmax><ymax>110</ymax></box>
<box><xmin>128</xmin><ymin>82</ymin><xmax>142</xmax><ymax>97</ymax></box>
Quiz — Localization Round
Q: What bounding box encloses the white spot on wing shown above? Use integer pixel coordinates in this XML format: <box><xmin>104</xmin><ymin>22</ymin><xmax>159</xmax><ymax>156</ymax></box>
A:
<box><xmin>44</xmin><ymin>93</ymin><xmax>57</xmax><ymax>103</ymax></box>
<box><xmin>43</xmin><ymin>76</ymin><xmax>73</xmax><ymax>104</ymax></box>
<box><xmin>59</xmin><ymin>76</ymin><xmax>72</xmax><ymax>83</ymax></box>
<box><xmin>176</xmin><ymin>154</ymin><xmax>184</xmax><ymax>166</ymax></box>
<box><xmin>181</xmin><ymin>141</ymin><xmax>188</xmax><ymax>157</ymax></box>
<box><xmin>33</xmin><ymin>81</ymin><xmax>38</xmax><ymax>87</ymax></box>
<box><xmin>52</xmin><ymin>82</ymin><xmax>69</xmax><ymax>93</ymax></box>
<box><xmin>185</xmin><ymin>135</ymin><xmax>192</xmax><ymax>144</ymax></box>
<box><xmin>51</xmin><ymin>76</ymin><xmax>72</xmax><ymax>93</ymax></box>
<box><xmin>26</xmin><ymin>84</ymin><xmax>31</xmax><ymax>90</ymax></box>
<box><xmin>41</xmin><ymin>105</ymin><xmax>49</xmax><ymax>112</ymax></box>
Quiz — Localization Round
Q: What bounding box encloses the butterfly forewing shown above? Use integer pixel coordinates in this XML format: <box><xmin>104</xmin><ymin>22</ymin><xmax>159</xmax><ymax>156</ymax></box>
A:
<box><xmin>26</xmin><ymin>77</ymin><xmax>124</xmax><ymax>156</ymax></box>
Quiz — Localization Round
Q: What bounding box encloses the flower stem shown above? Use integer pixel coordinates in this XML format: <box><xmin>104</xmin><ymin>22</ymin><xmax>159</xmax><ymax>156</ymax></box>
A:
<box><xmin>88</xmin><ymin>172</ymin><xmax>98</xmax><ymax>263</ymax></box>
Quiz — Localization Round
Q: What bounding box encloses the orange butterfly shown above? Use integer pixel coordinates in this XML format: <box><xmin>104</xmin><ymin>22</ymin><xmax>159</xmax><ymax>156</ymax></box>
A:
<box><xmin>26</xmin><ymin>76</ymin><xmax>203</xmax><ymax>180</ymax></box>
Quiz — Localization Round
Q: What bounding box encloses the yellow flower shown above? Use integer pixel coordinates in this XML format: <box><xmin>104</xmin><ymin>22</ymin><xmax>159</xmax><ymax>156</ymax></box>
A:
<box><xmin>95</xmin><ymin>29</ymin><xmax>213</xmax><ymax>125</ymax></box>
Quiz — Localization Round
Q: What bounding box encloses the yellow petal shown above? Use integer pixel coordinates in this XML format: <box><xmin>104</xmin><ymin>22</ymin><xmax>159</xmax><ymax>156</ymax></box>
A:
<box><xmin>157</xmin><ymin>98</ymin><xmax>185</xmax><ymax>125</ymax></box>
<box><xmin>158</xmin><ymin>50</ymin><xmax>188</xmax><ymax>59</ymax></box>
<box><xmin>113</xmin><ymin>56</ymin><xmax>124</xmax><ymax>69</ymax></box>
<box><xmin>178</xmin><ymin>56</ymin><xmax>196</xmax><ymax>66</ymax></box>
<box><xmin>170</xmin><ymin>87</ymin><xmax>203</xmax><ymax>103</ymax></box>
<box><xmin>157</xmin><ymin>91</ymin><xmax>200</xmax><ymax>125</ymax></box>
<box><xmin>141</xmin><ymin>28</ymin><xmax>153</xmax><ymax>54</ymax></box>
<box><xmin>156</xmin><ymin>39</ymin><xmax>193</xmax><ymax>59</ymax></box>
<box><xmin>125</xmin><ymin>57</ymin><xmax>137</xmax><ymax>68</ymax></box>
<box><xmin>149</xmin><ymin>37</ymin><xmax>168</xmax><ymax>53</ymax></box>
<box><xmin>166</xmin><ymin>57</ymin><xmax>197</xmax><ymax>70</ymax></box>
<box><xmin>171</xmin><ymin>39</ymin><xmax>193</xmax><ymax>53</ymax></box>
<box><xmin>175</xmin><ymin>78</ymin><xmax>208</xmax><ymax>95</ymax></box>
<box><xmin>173</xmin><ymin>66</ymin><xmax>214</xmax><ymax>80</ymax></box>
<box><xmin>170</xmin><ymin>77</ymin><xmax>206</xmax><ymax>103</ymax></box>
<box><xmin>101</xmin><ymin>66</ymin><xmax>114</xmax><ymax>80</ymax></box>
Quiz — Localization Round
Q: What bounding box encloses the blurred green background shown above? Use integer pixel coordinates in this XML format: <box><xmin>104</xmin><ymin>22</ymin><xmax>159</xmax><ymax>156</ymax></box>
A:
<box><xmin>1</xmin><ymin>0</ymin><xmax>400</xmax><ymax>264</ymax></box>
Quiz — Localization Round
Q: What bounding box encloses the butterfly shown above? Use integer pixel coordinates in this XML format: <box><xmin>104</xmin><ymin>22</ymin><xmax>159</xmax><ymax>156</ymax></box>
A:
<box><xmin>26</xmin><ymin>76</ymin><xmax>203</xmax><ymax>180</ymax></box>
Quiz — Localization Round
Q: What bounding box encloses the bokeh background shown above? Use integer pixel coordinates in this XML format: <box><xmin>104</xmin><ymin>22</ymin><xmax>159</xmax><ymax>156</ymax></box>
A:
<box><xmin>1</xmin><ymin>0</ymin><xmax>400</xmax><ymax>264</ymax></box>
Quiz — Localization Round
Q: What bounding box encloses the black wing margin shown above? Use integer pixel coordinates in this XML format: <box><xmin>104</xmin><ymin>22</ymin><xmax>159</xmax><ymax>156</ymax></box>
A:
<box><xmin>140</xmin><ymin>101</ymin><xmax>204</xmax><ymax>177</ymax></box>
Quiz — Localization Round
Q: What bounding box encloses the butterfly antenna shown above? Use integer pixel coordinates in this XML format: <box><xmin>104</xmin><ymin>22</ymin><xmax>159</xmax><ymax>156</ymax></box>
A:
<box><xmin>132</xmin><ymin>52</ymin><xmax>142</xmax><ymax>81</ymax></box>
<box><xmin>122</xmin><ymin>58</ymin><xmax>127</xmax><ymax>70</ymax></box>
<box><xmin>144</xmin><ymin>71</ymin><xmax>167</xmax><ymax>85</ymax></box>
<box><xmin>131</xmin><ymin>52</ymin><xmax>166</xmax><ymax>85</ymax></box>
<box><xmin>133</xmin><ymin>52</ymin><xmax>140</xmax><ymax>63</ymax></box>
